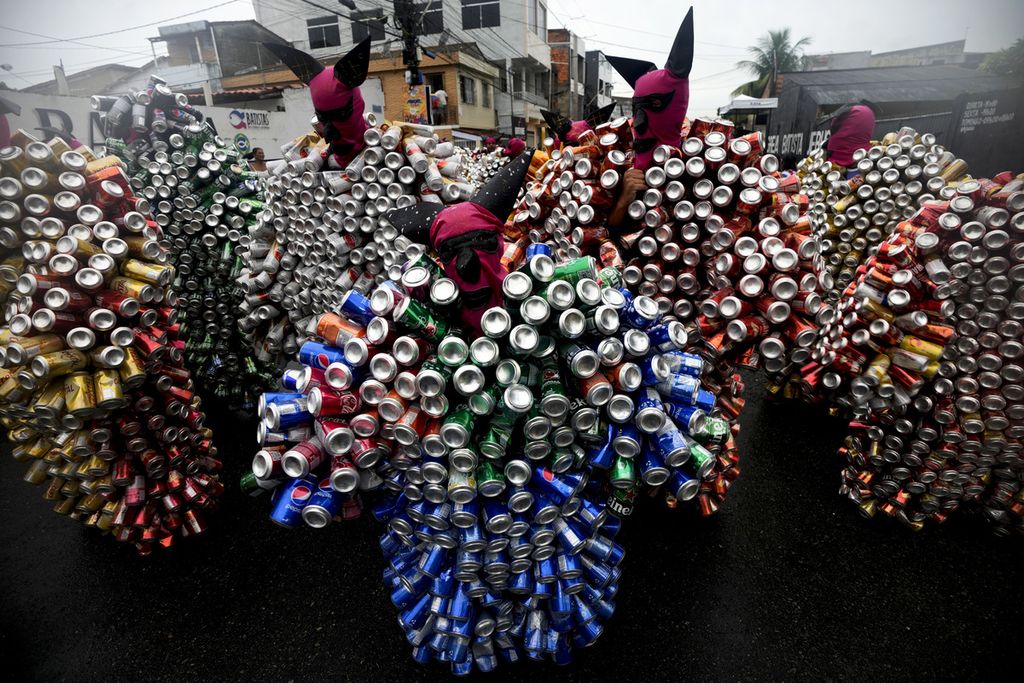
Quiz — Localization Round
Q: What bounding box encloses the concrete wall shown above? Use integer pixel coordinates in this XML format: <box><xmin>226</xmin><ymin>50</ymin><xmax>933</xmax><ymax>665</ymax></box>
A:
<box><xmin>0</xmin><ymin>90</ymin><xmax>295</xmax><ymax>155</ymax></box>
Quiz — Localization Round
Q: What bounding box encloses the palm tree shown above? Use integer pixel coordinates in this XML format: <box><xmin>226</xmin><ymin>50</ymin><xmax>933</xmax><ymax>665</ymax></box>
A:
<box><xmin>733</xmin><ymin>29</ymin><xmax>811</xmax><ymax>97</ymax></box>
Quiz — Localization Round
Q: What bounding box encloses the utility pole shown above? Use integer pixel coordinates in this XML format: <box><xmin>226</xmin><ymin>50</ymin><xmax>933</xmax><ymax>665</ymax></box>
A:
<box><xmin>393</xmin><ymin>0</ymin><xmax>422</xmax><ymax>86</ymax></box>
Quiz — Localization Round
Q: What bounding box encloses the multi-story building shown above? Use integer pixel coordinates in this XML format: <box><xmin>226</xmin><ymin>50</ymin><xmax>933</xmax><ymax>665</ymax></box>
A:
<box><xmin>250</xmin><ymin>0</ymin><xmax>552</xmax><ymax>143</ymax></box>
<box><xmin>147</xmin><ymin>20</ymin><xmax>289</xmax><ymax>104</ymax></box>
<box><xmin>584</xmin><ymin>50</ymin><xmax>615</xmax><ymax>117</ymax></box>
<box><xmin>547</xmin><ymin>28</ymin><xmax>585</xmax><ymax>120</ymax></box>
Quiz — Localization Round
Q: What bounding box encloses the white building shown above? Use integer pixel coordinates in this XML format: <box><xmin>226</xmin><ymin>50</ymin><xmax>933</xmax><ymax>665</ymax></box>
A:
<box><xmin>250</xmin><ymin>0</ymin><xmax>552</xmax><ymax>143</ymax></box>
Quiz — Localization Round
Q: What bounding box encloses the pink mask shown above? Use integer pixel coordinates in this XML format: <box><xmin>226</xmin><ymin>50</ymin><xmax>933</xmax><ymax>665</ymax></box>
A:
<box><xmin>264</xmin><ymin>39</ymin><xmax>370</xmax><ymax>168</ymax></box>
<box><xmin>607</xmin><ymin>7</ymin><xmax>694</xmax><ymax>170</ymax></box>
<box><xmin>389</xmin><ymin>152</ymin><xmax>535</xmax><ymax>338</ymax></box>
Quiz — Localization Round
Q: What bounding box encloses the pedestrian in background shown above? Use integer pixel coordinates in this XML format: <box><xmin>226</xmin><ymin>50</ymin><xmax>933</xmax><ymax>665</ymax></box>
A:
<box><xmin>825</xmin><ymin>99</ymin><xmax>880</xmax><ymax>176</ymax></box>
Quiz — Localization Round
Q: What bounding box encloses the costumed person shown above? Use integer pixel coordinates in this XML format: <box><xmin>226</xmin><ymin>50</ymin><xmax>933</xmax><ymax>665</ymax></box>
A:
<box><xmin>540</xmin><ymin>102</ymin><xmax>617</xmax><ymax>146</ymax></box>
<box><xmin>824</xmin><ymin>99</ymin><xmax>880</xmax><ymax>176</ymax></box>
<box><xmin>605</xmin><ymin>7</ymin><xmax>694</xmax><ymax>227</ymax></box>
<box><xmin>264</xmin><ymin>38</ymin><xmax>371</xmax><ymax>169</ymax></box>
<box><xmin>388</xmin><ymin>151</ymin><xmax>534</xmax><ymax>337</ymax></box>
<box><xmin>504</xmin><ymin>136</ymin><xmax>526</xmax><ymax>158</ymax></box>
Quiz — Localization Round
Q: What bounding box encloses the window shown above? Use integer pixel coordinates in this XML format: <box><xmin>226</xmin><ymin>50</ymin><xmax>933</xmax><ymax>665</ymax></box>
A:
<box><xmin>307</xmin><ymin>16</ymin><xmax>340</xmax><ymax>50</ymax></box>
<box><xmin>460</xmin><ymin>75</ymin><xmax>476</xmax><ymax>105</ymax></box>
<box><xmin>352</xmin><ymin>9</ymin><xmax>386</xmax><ymax>43</ymax></box>
<box><xmin>528</xmin><ymin>0</ymin><xmax>547</xmax><ymax>37</ymax></box>
<box><xmin>481</xmin><ymin>81</ymin><xmax>491</xmax><ymax>107</ymax></box>
<box><xmin>462</xmin><ymin>0</ymin><xmax>500</xmax><ymax>30</ymax></box>
<box><xmin>499</xmin><ymin>70</ymin><xmax>508</xmax><ymax>93</ymax></box>
<box><xmin>427</xmin><ymin>73</ymin><xmax>445</xmax><ymax>94</ymax></box>
<box><xmin>533</xmin><ymin>71</ymin><xmax>547</xmax><ymax>97</ymax></box>
<box><xmin>415</xmin><ymin>2</ymin><xmax>445</xmax><ymax>35</ymax></box>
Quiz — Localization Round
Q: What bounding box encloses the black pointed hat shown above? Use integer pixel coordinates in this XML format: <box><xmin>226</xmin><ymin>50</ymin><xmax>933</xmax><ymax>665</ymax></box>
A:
<box><xmin>606</xmin><ymin>56</ymin><xmax>656</xmax><ymax>90</ymax></box>
<box><xmin>665</xmin><ymin>7</ymin><xmax>694</xmax><ymax>79</ymax></box>
<box><xmin>388</xmin><ymin>202</ymin><xmax>443</xmax><ymax>244</ymax></box>
<box><xmin>263</xmin><ymin>42</ymin><xmax>324</xmax><ymax>85</ymax></box>
<box><xmin>541</xmin><ymin>109</ymin><xmax>572</xmax><ymax>140</ymax></box>
<box><xmin>470</xmin><ymin>150</ymin><xmax>533</xmax><ymax>220</ymax></box>
<box><xmin>584</xmin><ymin>102</ymin><xmax>617</xmax><ymax>128</ymax></box>
<box><xmin>334</xmin><ymin>37</ymin><xmax>371</xmax><ymax>88</ymax></box>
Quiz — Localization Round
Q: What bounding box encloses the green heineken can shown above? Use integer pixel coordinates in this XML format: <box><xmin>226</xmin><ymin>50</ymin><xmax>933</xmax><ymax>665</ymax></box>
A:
<box><xmin>479</xmin><ymin>425</ymin><xmax>511</xmax><ymax>460</ymax></box>
<box><xmin>606</xmin><ymin>482</ymin><xmax>638</xmax><ymax>518</ymax></box>
<box><xmin>408</xmin><ymin>251</ymin><xmax>444</xmax><ymax>278</ymax></box>
<box><xmin>440</xmin><ymin>404</ymin><xmax>475</xmax><ymax>448</ymax></box>
<box><xmin>468</xmin><ymin>384</ymin><xmax>500</xmax><ymax>416</ymax></box>
<box><xmin>610</xmin><ymin>454</ymin><xmax>636</xmax><ymax>489</ymax></box>
<box><xmin>695</xmin><ymin>415</ymin><xmax>731</xmax><ymax>445</ymax></box>
<box><xmin>596</xmin><ymin>266</ymin><xmax>623</xmax><ymax>289</ymax></box>
<box><xmin>687</xmin><ymin>440</ymin><xmax>716</xmax><ymax>479</ymax></box>
<box><xmin>551</xmin><ymin>255</ymin><xmax>597</xmax><ymax>285</ymax></box>
<box><xmin>549</xmin><ymin>448</ymin><xmax>575</xmax><ymax>473</ymax></box>
<box><xmin>239</xmin><ymin>470</ymin><xmax>267</xmax><ymax>496</ymax></box>
<box><xmin>476</xmin><ymin>460</ymin><xmax>506</xmax><ymax>497</ymax></box>
<box><xmin>394</xmin><ymin>297</ymin><xmax>449</xmax><ymax>343</ymax></box>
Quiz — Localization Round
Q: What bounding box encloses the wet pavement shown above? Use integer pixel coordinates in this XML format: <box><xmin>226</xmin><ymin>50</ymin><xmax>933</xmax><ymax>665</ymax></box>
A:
<box><xmin>2</xmin><ymin>375</ymin><xmax>1021</xmax><ymax>681</ymax></box>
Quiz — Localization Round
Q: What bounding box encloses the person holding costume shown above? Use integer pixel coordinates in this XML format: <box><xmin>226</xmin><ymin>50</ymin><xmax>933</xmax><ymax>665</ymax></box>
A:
<box><xmin>540</xmin><ymin>102</ymin><xmax>617</xmax><ymax>147</ymax></box>
<box><xmin>387</xmin><ymin>152</ymin><xmax>534</xmax><ymax>337</ymax></box>
<box><xmin>264</xmin><ymin>38</ymin><xmax>371</xmax><ymax>169</ymax></box>
<box><xmin>604</xmin><ymin>7</ymin><xmax>695</xmax><ymax>227</ymax></box>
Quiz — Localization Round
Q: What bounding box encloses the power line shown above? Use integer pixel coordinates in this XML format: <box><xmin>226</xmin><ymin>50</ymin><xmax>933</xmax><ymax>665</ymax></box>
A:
<box><xmin>0</xmin><ymin>25</ymin><xmax>153</xmax><ymax>59</ymax></box>
<box><xmin>0</xmin><ymin>0</ymin><xmax>245</xmax><ymax>47</ymax></box>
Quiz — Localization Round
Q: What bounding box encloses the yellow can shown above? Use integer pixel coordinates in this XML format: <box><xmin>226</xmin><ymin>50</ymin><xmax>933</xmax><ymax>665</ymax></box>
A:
<box><xmin>109</xmin><ymin>276</ymin><xmax>152</xmax><ymax>300</ymax></box>
<box><xmin>93</xmin><ymin>369</ymin><xmax>125</xmax><ymax>410</ymax></box>
<box><xmin>64</xmin><ymin>371</ymin><xmax>96</xmax><ymax>417</ymax></box>
<box><xmin>121</xmin><ymin>258</ymin><xmax>174</xmax><ymax>286</ymax></box>
<box><xmin>900</xmin><ymin>335</ymin><xmax>944</xmax><ymax>363</ymax></box>
<box><xmin>33</xmin><ymin>349</ymin><xmax>88</xmax><ymax>379</ymax></box>
<box><xmin>32</xmin><ymin>379</ymin><xmax>66</xmax><ymax>418</ymax></box>
<box><xmin>119</xmin><ymin>347</ymin><xmax>147</xmax><ymax>389</ymax></box>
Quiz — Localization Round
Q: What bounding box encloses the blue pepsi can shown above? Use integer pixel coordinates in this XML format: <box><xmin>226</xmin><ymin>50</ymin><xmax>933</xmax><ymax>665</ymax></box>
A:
<box><xmin>526</xmin><ymin>242</ymin><xmax>552</xmax><ymax>259</ymax></box>
<box><xmin>264</xmin><ymin>397</ymin><xmax>310</xmax><ymax>430</ymax></box>
<box><xmin>661</xmin><ymin>350</ymin><xmax>704</xmax><ymax>377</ymax></box>
<box><xmin>300</xmin><ymin>477</ymin><xmax>341</xmax><ymax>528</ymax></box>
<box><xmin>656</xmin><ymin>373</ymin><xmax>700</xmax><ymax>404</ymax></box>
<box><xmin>670</xmin><ymin>468</ymin><xmax>700</xmax><ymax>501</ymax></box>
<box><xmin>532</xmin><ymin>467</ymin><xmax>583</xmax><ymax>504</ymax></box>
<box><xmin>635</xmin><ymin>387</ymin><xmax>666</xmax><ymax>433</ymax></box>
<box><xmin>695</xmin><ymin>388</ymin><xmax>716</xmax><ymax>412</ymax></box>
<box><xmin>616</xmin><ymin>287</ymin><xmax>633</xmax><ymax>306</ymax></box>
<box><xmin>270</xmin><ymin>475</ymin><xmax>317</xmax><ymax>528</ymax></box>
<box><xmin>339</xmin><ymin>289</ymin><xmax>376</xmax><ymax>326</ymax></box>
<box><xmin>298</xmin><ymin>340</ymin><xmax>346</xmax><ymax>370</ymax></box>
<box><xmin>654</xmin><ymin>421</ymin><xmax>691</xmax><ymax>467</ymax></box>
<box><xmin>258</xmin><ymin>391</ymin><xmax>304</xmax><ymax>419</ymax></box>
<box><xmin>646</xmin><ymin>320</ymin><xmax>688</xmax><ymax>351</ymax></box>
<box><xmin>665</xmin><ymin>401</ymin><xmax>706</xmax><ymax>433</ymax></box>
<box><xmin>611</xmin><ymin>422</ymin><xmax>641</xmax><ymax>458</ymax></box>
<box><xmin>281</xmin><ymin>368</ymin><xmax>305</xmax><ymax>391</ymax></box>
<box><xmin>640</xmin><ymin>354</ymin><xmax>670</xmax><ymax>386</ymax></box>
<box><xmin>638</xmin><ymin>442</ymin><xmax>670</xmax><ymax>485</ymax></box>
<box><xmin>621</xmin><ymin>294</ymin><xmax>661</xmax><ymax>329</ymax></box>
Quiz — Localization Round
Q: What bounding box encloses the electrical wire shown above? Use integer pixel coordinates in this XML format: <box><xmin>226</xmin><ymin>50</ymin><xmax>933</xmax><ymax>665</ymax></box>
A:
<box><xmin>0</xmin><ymin>1</ymin><xmax>246</xmax><ymax>47</ymax></box>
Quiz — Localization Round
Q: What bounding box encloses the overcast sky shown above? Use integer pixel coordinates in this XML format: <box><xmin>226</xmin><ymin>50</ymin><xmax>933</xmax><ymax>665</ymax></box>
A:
<box><xmin>1</xmin><ymin>0</ymin><xmax>1022</xmax><ymax>116</ymax></box>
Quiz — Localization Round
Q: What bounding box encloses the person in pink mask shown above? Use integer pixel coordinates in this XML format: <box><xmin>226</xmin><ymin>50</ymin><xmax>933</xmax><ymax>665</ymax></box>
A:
<box><xmin>606</xmin><ymin>7</ymin><xmax>694</xmax><ymax>226</ymax></box>
<box><xmin>264</xmin><ymin>38</ymin><xmax>371</xmax><ymax>169</ymax></box>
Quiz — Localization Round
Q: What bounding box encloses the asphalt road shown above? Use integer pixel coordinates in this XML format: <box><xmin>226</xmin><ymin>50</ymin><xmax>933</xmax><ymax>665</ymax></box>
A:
<box><xmin>2</xmin><ymin>374</ymin><xmax>1021</xmax><ymax>681</ymax></box>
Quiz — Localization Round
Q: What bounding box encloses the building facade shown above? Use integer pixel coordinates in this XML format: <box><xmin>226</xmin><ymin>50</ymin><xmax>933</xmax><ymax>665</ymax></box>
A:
<box><xmin>584</xmin><ymin>50</ymin><xmax>614</xmax><ymax>117</ymax></box>
<box><xmin>250</xmin><ymin>0</ymin><xmax>551</xmax><ymax>143</ymax></box>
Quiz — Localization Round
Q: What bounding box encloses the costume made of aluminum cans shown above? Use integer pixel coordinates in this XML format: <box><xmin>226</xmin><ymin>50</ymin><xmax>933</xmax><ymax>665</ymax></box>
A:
<box><xmin>388</xmin><ymin>152</ymin><xmax>535</xmax><ymax>336</ymax></box>
<box><xmin>0</xmin><ymin>130</ymin><xmax>222</xmax><ymax>555</ymax></box>
<box><xmin>607</xmin><ymin>7</ymin><xmax>694</xmax><ymax>171</ymax></box>
<box><xmin>263</xmin><ymin>39</ymin><xmax>371</xmax><ymax>169</ymax></box>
